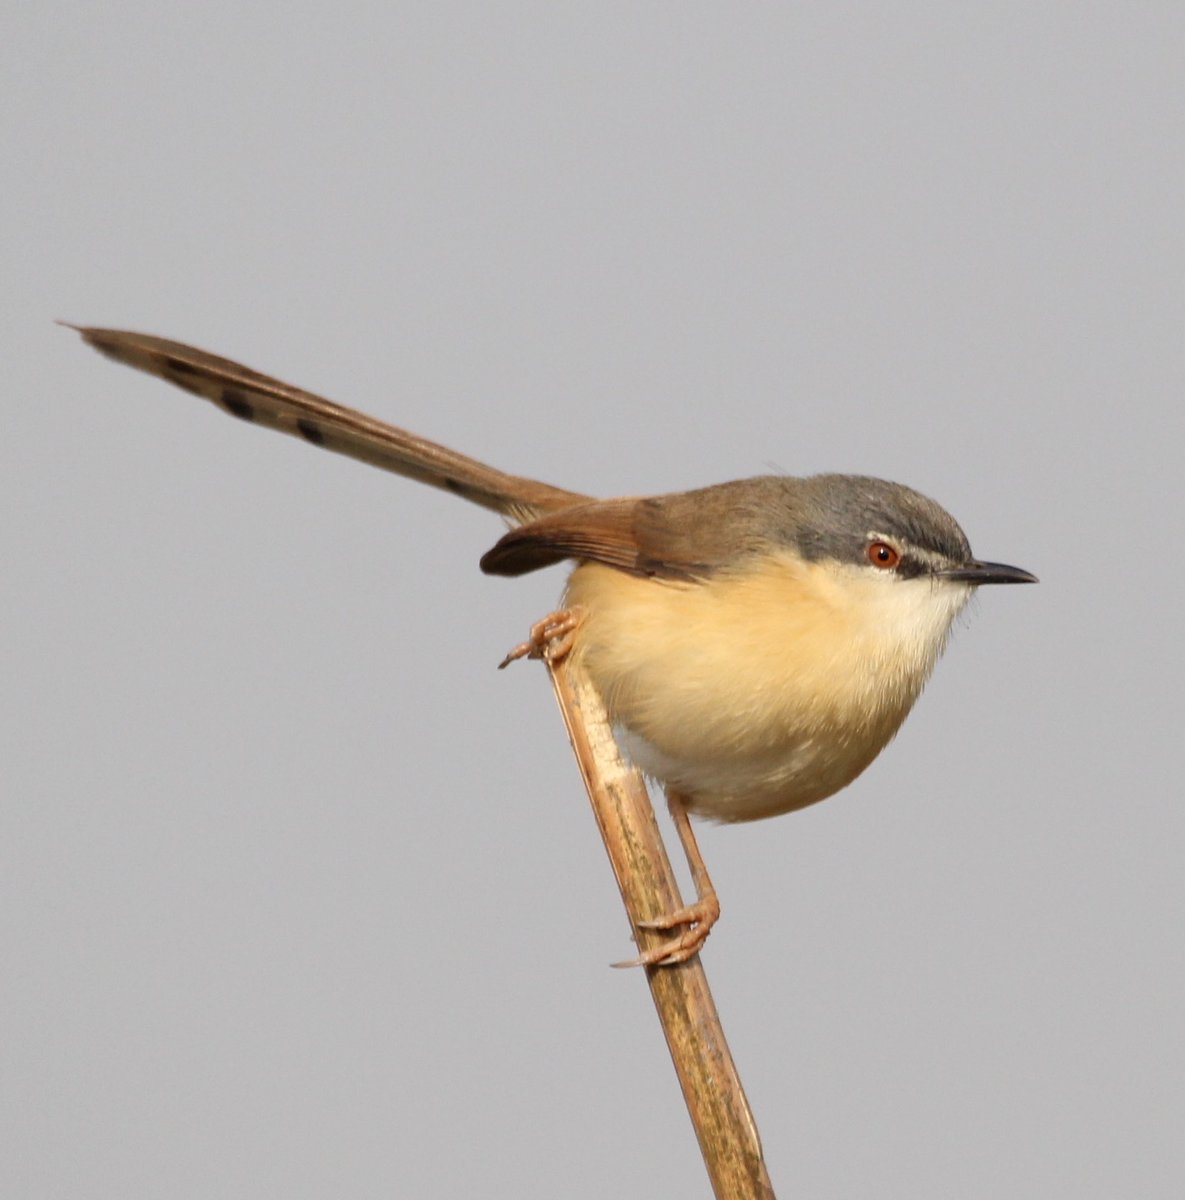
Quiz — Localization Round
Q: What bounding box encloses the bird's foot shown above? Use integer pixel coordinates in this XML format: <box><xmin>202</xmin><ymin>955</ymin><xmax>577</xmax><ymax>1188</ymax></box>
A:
<box><xmin>498</xmin><ymin>608</ymin><xmax>583</xmax><ymax>669</ymax></box>
<box><xmin>613</xmin><ymin>889</ymin><xmax>721</xmax><ymax>968</ymax></box>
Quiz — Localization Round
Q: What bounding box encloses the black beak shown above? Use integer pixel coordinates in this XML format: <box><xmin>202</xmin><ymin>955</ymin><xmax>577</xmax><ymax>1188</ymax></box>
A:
<box><xmin>937</xmin><ymin>560</ymin><xmax>1038</xmax><ymax>585</ymax></box>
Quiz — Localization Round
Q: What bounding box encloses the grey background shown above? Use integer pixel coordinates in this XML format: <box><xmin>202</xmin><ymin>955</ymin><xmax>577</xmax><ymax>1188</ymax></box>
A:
<box><xmin>4</xmin><ymin>5</ymin><xmax>1182</xmax><ymax>1197</ymax></box>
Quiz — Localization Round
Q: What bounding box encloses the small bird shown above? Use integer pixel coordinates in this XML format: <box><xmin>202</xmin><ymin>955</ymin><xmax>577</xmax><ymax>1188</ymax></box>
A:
<box><xmin>71</xmin><ymin>325</ymin><xmax>1036</xmax><ymax>965</ymax></box>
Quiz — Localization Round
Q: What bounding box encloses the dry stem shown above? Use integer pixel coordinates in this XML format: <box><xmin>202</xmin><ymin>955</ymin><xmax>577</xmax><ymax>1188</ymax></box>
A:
<box><xmin>544</xmin><ymin>650</ymin><xmax>776</xmax><ymax>1200</ymax></box>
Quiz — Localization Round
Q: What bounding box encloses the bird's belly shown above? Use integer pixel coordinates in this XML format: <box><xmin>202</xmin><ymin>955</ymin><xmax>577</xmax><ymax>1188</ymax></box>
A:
<box><xmin>612</xmin><ymin>722</ymin><xmax>893</xmax><ymax>822</ymax></box>
<box><xmin>565</xmin><ymin>559</ymin><xmax>944</xmax><ymax>822</ymax></box>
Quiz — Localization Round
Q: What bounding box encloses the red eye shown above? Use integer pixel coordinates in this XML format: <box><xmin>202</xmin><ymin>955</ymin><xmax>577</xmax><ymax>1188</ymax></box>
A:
<box><xmin>867</xmin><ymin>540</ymin><xmax>900</xmax><ymax>569</ymax></box>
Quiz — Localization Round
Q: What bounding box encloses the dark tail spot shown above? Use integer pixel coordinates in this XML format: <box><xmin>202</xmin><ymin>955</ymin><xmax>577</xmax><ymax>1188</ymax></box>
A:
<box><xmin>162</xmin><ymin>358</ymin><xmax>206</xmax><ymax>395</ymax></box>
<box><xmin>221</xmin><ymin>388</ymin><xmax>255</xmax><ymax>422</ymax></box>
<box><xmin>296</xmin><ymin>419</ymin><xmax>325</xmax><ymax>445</ymax></box>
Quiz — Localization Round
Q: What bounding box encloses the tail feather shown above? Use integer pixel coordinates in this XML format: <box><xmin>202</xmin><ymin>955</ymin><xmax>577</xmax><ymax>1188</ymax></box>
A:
<box><xmin>67</xmin><ymin>324</ymin><xmax>589</xmax><ymax>523</ymax></box>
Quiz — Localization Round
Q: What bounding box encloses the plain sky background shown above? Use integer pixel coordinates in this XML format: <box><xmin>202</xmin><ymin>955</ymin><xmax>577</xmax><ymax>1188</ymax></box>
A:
<box><xmin>4</xmin><ymin>5</ymin><xmax>1182</xmax><ymax>1197</ymax></box>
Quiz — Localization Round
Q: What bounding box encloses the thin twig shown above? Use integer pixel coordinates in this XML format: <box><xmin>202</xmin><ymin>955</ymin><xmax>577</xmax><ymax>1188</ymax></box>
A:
<box><xmin>544</xmin><ymin>650</ymin><xmax>776</xmax><ymax>1200</ymax></box>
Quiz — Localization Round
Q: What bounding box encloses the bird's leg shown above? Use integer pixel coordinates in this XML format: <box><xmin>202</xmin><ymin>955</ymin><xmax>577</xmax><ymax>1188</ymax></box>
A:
<box><xmin>616</xmin><ymin>789</ymin><xmax>721</xmax><ymax>968</ymax></box>
<box><xmin>501</xmin><ymin>618</ymin><xmax>718</xmax><ymax>968</ymax></box>
<box><xmin>498</xmin><ymin>608</ymin><xmax>584</xmax><ymax>669</ymax></box>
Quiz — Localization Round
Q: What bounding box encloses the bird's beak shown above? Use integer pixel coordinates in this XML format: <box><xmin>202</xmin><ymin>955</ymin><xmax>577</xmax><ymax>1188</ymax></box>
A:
<box><xmin>937</xmin><ymin>560</ymin><xmax>1038</xmax><ymax>585</ymax></box>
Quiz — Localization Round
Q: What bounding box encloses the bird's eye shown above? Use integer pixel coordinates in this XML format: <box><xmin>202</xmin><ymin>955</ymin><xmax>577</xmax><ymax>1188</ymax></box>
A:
<box><xmin>867</xmin><ymin>540</ymin><xmax>900</xmax><ymax>570</ymax></box>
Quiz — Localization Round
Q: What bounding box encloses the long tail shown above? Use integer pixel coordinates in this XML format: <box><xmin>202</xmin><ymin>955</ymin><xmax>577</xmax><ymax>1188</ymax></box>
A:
<box><xmin>68</xmin><ymin>325</ymin><xmax>590</xmax><ymax>524</ymax></box>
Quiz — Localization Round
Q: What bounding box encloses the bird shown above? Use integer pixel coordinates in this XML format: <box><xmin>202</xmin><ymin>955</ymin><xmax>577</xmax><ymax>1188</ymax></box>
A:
<box><xmin>69</xmin><ymin>324</ymin><xmax>1036</xmax><ymax>965</ymax></box>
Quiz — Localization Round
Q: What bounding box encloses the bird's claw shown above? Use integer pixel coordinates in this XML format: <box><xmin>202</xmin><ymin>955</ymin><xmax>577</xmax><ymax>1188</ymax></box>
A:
<box><xmin>613</xmin><ymin>891</ymin><xmax>721</xmax><ymax>968</ymax></box>
<box><xmin>498</xmin><ymin>608</ymin><xmax>583</xmax><ymax>669</ymax></box>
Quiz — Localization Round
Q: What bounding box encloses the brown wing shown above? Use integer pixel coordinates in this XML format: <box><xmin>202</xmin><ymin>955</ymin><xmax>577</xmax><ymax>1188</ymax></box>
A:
<box><xmin>68</xmin><ymin>324</ymin><xmax>587</xmax><ymax>522</ymax></box>
<box><xmin>480</xmin><ymin>499</ymin><xmax>645</xmax><ymax>575</ymax></box>
<box><xmin>480</xmin><ymin>483</ymin><xmax>763</xmax><ymax>580</ymax></box>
